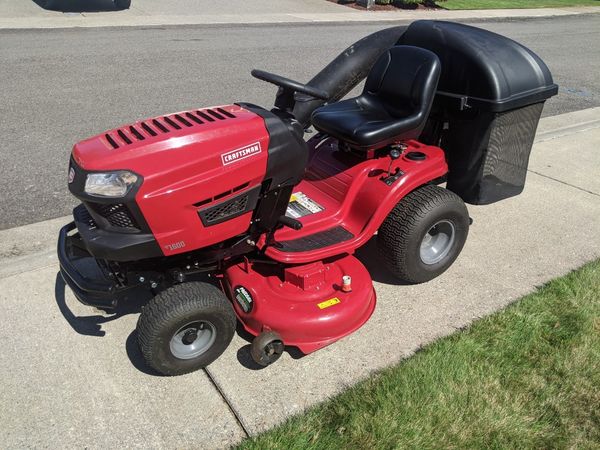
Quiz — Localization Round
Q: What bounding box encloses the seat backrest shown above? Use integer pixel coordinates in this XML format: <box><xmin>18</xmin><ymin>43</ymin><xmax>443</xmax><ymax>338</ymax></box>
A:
<box><xmin>363</xmin><ymin>45</ymin><xmax>441</xmax><ymax>120</ymax></box>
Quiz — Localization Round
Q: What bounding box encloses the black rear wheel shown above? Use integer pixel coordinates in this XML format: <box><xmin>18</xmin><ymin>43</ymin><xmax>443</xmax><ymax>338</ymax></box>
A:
<box><xmin>137</xmin><ymin>282</ymin><xmax>236</xmax><ymax>376</ymax></box>
<box><xmin>377</xmin><ymin>185</ymin><xmax>469</xmax><ymax>284</ymax></box>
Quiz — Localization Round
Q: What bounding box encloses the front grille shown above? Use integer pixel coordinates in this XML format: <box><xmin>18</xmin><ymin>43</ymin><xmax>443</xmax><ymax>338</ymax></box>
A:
<box><xmin>197</xmin><ymin>185</ymin><xmax>261</xmax><ymax>227</ymax></box>
<box><xmin>87</xmin><ymin>202</ymin><xmax>140</xmax><ymax>231</ymax></box>
<box><xmin>204</xmin><ymin>196</ymin><xmax>248</xmax><ymax>224</ymax></box>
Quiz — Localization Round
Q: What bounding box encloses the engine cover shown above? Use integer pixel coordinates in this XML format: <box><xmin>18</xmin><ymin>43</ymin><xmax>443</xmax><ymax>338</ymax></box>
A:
<box><xmin>71</xmin><ymin>105</ymin><xmax>270</xmax><ymax>256</ymax></box>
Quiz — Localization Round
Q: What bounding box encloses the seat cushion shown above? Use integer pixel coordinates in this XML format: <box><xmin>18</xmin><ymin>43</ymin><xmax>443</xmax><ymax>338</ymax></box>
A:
<box><xmin>311</xmin><ymin>45</ymin><xmax>441</xmax><ymax>148</ymax></box>
<box><xmin>311</xmin><ymin>96</ymin><xmax>424</xmax><ymax>147</ymax></box>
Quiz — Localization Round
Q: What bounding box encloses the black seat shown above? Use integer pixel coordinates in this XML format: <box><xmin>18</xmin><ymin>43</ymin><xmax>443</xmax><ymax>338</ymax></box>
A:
<box><xmin>311</xmin><ymin>46</ymin><xmax>441</xmax><ymax>148</ymax></box>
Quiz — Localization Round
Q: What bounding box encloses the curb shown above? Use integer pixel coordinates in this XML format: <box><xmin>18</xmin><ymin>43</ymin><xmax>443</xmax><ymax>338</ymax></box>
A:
<box><xmin>535</xmin><ymin>108</ymin><xmax>600</xmax><ymax>143</ymax></box>
<box><xmin>0</xmin><ymin>6</ymin><xmax>599</xmax><ymax>30</ymax></box>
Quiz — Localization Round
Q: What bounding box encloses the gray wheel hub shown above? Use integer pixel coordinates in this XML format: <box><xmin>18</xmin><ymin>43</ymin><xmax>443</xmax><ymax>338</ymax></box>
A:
<box><xmin>170</xmin><ymin>321</ymin><xmax>216</xmax><ymax>360</ymax></box>
<box><xmin>420</xmin><ymin>220</ymin><xmax>456</xmax><ymax>265</ymax></box>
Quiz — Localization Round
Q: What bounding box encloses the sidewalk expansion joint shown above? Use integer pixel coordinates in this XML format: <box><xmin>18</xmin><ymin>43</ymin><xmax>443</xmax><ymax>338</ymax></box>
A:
<box><xmin>527</xmin><ymin>169</ymin><xmax>600</xmax><ymax>197</ymax></box>
<box><xmin>204</xmin><ymin>367</ymin><xmax>251</xmax><ymax>439</ymax></box>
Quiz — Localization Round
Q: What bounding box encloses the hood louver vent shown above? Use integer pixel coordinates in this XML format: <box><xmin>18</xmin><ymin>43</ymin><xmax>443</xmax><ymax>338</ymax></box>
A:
<box><xmin>104</xmin><ymin>107</ymin><xmax>237</xmax><ymax>149</ymax></box>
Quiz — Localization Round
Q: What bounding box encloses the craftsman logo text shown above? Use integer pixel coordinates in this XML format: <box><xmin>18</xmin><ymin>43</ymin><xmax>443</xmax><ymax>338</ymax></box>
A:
<box><xmin>221</xmin><ymin>142</ymin><xmax>261</xmax><ymax>166</ymax></box>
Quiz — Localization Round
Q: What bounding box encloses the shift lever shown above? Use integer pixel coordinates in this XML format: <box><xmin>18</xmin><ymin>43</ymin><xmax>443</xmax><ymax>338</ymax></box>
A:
<box><xmin>381</xmin><ymin>144</ymin><xmax>405</xmax><ymax>186</ymax></box>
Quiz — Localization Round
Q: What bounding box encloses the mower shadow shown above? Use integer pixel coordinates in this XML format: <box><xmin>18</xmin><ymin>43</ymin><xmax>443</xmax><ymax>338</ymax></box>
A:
<box><xmin>55</xmin><ymin>272</ymin><xmax>162</xmax><ymax>375</ymax></box>
<box><xmin>354</xmin><ymin>236</ymin><xmax>412</xmax><ymax>285</ymax></box>
<box><xmin>32</xmin><ymin>0</ymin><xmax>127</xmax><ymax>12</ymax></box>
<box><xmin>55</xmin><ymin>272</ymin><xmax>296</xmax><ymax>374</ymax></box>
<box><xmin>54</xmin><ymin>272</ymin><xmax>148</xmax><ymax>337</ymax></box>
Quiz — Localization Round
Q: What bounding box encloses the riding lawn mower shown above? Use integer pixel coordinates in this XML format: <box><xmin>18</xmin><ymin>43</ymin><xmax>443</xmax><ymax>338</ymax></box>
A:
<box><xmin>58</xmin><ymin>21</ymin><xmax>558</xmax><ymax>375</ymax></box>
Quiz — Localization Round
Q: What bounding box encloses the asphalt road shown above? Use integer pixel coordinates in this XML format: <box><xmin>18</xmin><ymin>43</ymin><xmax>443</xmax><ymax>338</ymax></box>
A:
<box><xmin>1</xmin><ymin>14</ymin><xmax>599</xmax><ymax>230</ymax></box>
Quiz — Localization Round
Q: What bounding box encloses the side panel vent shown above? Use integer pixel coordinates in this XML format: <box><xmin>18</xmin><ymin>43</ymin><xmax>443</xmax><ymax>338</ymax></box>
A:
<box><xmin>198</xmin><ymin>185</ymin><xmax>260</xmax><ymax>226</ymax></box>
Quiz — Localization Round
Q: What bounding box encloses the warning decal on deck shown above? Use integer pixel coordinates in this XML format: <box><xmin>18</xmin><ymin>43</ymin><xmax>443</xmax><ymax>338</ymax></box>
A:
<box><xmin>286</xmin><ymin>192</ymin><xmax>324</xmax><ymax>219</ymax></box>
<box><xmin>234</xmin><ymin>286</ymin><xmax>254</xmax><ymax>313</ymax></box>
<box><xmin>317</xmin><ymin>297</ymin><xmax>341</xmax><ymax>310</ymax></box>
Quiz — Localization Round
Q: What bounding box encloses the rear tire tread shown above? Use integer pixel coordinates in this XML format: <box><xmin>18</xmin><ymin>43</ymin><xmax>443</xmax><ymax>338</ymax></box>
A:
<box><xmin>377</xmin><ymin>185</ymin><xmax>469</xmax><ymax>283</ymax></box>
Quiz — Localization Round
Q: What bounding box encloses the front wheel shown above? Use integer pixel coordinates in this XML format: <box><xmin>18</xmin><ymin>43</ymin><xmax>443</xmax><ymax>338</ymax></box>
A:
<box><xmin>137</xmin><ymin>282</ymin><xmax>236</xmax><ymax>376</ymax></box>
<box><xmin>377</xmin><ymin>185</ymin><xmax>469</xmax><ymax>284</ymax></box>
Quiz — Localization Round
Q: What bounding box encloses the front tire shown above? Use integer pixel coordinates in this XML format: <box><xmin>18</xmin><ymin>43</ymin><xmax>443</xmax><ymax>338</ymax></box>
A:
<box><xmin>377</xmin><ymin>185</ymin><xmax>469</xmax><ymax>284</ymax></box>
<box><xmin>137</xmin><ymin>282</ymin><xmax>236</xmax><ymax>376</ymax></box>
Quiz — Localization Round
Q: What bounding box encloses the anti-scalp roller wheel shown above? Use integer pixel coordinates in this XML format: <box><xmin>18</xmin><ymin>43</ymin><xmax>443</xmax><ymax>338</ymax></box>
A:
<box><xmin>250</xmin><ymin>331</ymin><xmax>284</xmax><ymax>366</ymax></box>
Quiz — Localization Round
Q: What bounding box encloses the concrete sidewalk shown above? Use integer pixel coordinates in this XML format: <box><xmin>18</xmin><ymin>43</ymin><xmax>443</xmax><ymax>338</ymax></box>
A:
<box><xmin>0</xmin><ymin>107</ymin><xmax>599</xmax><ymax>448</ymax></box>
<box><xmin>1</xmin><ymin>0</ymin><xmax>599</xmax><ymax>29</ymax></box>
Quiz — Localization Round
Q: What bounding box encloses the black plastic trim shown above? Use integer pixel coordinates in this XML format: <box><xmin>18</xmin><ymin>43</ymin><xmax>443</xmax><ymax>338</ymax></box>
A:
<box><xmin>58</xmin><ymin>222</ymin><xmax>120</xmax><ymax>309</ymax></box>
<box><xmin>68</xmin><ymin>158</ymin><xmax>152</xmax><ymax>236</ymax></box>
<box><xmin>72</xmin><ymin>204</ymin><xmax>162</xmax><ymax>261</ymax></box>
<box><xmin>237</xmin><ymin>103</ymin><xmax>308</xmax><ymax>189</ymax></box>
<box><xmin>68</xmin><ymin>157</ymin><xmax>142</xmax><ymax>204</ymax></box>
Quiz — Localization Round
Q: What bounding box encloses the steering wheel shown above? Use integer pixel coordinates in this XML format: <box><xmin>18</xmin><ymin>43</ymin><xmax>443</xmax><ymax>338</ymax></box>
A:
<box><xmin>251</xmin><ymin>69</ymin><xmax>329</xmax><ymax>100</ymax></box>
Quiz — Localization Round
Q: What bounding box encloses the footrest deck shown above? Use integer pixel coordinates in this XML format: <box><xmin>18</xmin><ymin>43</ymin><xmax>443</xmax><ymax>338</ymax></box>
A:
<box><xmin>273</xmin><ymin>226</ymin><xmax>354</xmax><ymax>253</ymax></box>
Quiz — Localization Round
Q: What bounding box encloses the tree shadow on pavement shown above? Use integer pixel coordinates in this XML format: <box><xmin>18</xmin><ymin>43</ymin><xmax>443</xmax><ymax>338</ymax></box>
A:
<box><xmin>32</xmin><ymin>0</ymin><xmax>130</xmax><ymax>12</ymax></box>
<box><xmin>54</xmin><ymin>272</ymin><xmax>148</xmax><ymax>337</ymax></box>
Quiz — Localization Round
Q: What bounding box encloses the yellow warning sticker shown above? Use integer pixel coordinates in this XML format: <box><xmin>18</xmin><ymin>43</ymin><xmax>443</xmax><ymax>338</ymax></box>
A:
<box><xmin>286</xmin><ymin>192</ymin><xmax>324</xmax><ymax>219</ymax></box>
<box><xmin>317</xmin><ymin>297</ymin><xmax>341</xmax><ymax>310</ymax></box>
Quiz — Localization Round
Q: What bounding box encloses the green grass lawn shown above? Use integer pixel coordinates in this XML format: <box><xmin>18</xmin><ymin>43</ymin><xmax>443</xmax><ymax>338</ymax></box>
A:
<box><xmin>435</xmin><ymin>0</ymin><xmax>599</xmax><ymax>9</ymax></box>
<box><xmin>238</xmin><ymin>259</ymin><xmax>600</xmax><ymax>449</ymax></box>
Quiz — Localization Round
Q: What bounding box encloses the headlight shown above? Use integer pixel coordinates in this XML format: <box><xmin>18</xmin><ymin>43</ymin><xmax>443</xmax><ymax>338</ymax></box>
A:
<box><xmin>84</xmin><ymin>171</ymin><xmax>139</xmax><ymax>198</ymax></box>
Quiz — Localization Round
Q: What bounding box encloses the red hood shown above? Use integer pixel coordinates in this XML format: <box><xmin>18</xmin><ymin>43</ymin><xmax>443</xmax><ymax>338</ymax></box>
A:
<box><xmin>72</xmin><ymin>104</ymin><xmax>265</xmax><ymax>177</ymax></box>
